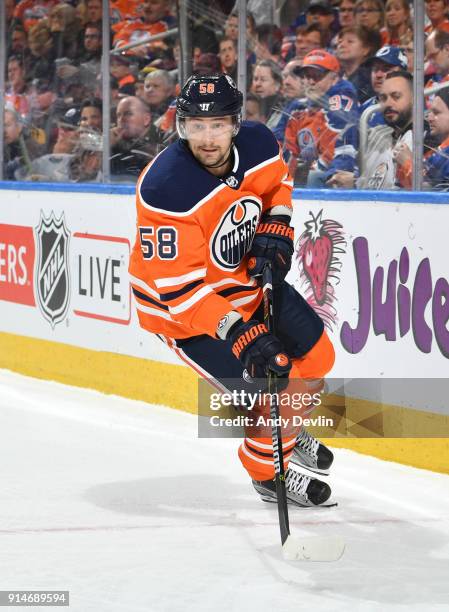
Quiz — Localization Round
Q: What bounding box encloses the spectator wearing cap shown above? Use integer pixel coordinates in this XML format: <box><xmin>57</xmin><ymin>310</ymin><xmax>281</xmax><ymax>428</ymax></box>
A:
<box><xmin>112</xmin><ymin>0</ymin><xmax>176</xmax><ymax>60</ymax></box>
<box><xmin>110</xmin><ymin>96</ymin><xmax>162</xmax><ymax>180</ymax></box>
<box><xmin>284</xmin><ymin>49</ymin><xmax>360</xmax><ymax>188</ymax></box>
<box><xmin>251</xmin><ymin>59</ymin><xmax>285</xmax><ymax>128</ymax></box>
<box><xmin>336</xmin><ymin>26</ymin><xmax>381</xmax><ymax>103</ymax></box>
<box><xmin>272</xmin><ymin>59</ymin><xmax>307</xmax><ymax>144</ymax></box>
<box><xmin>424</xmin><ymin>88</ymin><xmax>449</xmax><ymax>189</ymax></box>
<box><xmin>425</xmin><ymin>0</ymin><xmax>449</xmax><ymax>36</ymax></box>
<box><xmin>53</xmin><ymin>107</ymin><xmax>81</xmax><ymax>154</ymax></box>
<box><xmin>142</xmin><ymin>69</ymin><xmax>176</xmax><ymax>123</ymax></box>
<box><xmin>361</xmin><ymin>45</ymin><xmax>409</xmax><ymax>123</ymax></box>
<box><xmin>384</xmin><ymin>0</ymin><xmax>413</xmax><ymax>47</ymax></box>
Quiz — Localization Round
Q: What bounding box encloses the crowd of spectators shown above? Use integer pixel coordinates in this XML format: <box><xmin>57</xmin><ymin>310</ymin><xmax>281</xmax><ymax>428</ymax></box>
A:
<box><xmin>3</xmin><ymin>0</ymin><xmax>449</xmax><ymax>190</ymax></box>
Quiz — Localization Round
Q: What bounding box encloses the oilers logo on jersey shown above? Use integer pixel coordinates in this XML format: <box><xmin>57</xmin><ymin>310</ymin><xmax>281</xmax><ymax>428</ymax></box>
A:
<box><xmin>129</xmin><ymin>121</ymin><xmax>293</xmax><ymax>340</ymax></box>
<box><xmin>210</xmin><ymin>198</ymin><xmax>261</xmax><ymax>270</ymax></box>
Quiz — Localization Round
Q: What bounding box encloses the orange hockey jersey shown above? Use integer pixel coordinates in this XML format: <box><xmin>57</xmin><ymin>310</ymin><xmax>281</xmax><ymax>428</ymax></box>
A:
<box><xmin>128</xmin><ymin>122</ymin><xmax>293</xmax><ymax>341</ymax></box>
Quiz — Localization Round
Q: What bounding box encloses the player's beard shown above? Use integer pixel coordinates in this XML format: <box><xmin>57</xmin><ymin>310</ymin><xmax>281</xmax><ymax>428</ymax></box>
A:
<box><xmin>198</xmin><ymin>145</ymin><xmax>233</xmax><ymax>170</ymax></box>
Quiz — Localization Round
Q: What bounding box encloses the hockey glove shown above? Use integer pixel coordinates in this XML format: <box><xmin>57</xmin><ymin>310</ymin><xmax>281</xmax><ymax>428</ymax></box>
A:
<box><xmin>229</xmin><ymin>319</ymin><xmax>292</xmax><ymax>381</ymax></box>
<box><xmin>247</xmin><ymin>214</ymin><xmax>294</xmax><ymax>286</ymax></box>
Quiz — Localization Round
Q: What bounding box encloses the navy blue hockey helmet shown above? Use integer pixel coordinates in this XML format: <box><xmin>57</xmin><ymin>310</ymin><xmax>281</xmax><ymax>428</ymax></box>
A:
<box><xmin>176</xmin><ymin>74</ymin><xmax>243</xmax><ymax>139</ymax></box>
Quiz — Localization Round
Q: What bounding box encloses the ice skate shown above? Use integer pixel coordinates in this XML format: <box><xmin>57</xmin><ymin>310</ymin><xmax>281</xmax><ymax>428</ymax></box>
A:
<box><xmin>289</xmin><ymin>428</ymin><xmax>334</xmax><ymax>475</ymax></box>
<box><xmin>253</xmin><ymin>469</ymin><xmax>332</xmax><ymax>508</ymax></box>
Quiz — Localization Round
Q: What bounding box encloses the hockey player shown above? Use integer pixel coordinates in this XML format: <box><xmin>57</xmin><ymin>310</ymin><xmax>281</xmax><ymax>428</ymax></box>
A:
<box><xmin>129</xmin><ymin>74</ymin><xmax>335</xmax><ymax>507</ymax></box>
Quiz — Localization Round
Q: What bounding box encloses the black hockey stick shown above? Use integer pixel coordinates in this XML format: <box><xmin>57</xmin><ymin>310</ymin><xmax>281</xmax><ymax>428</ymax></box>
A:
<box><xmin>261</xmin><ymin>263</ymin><xmax>290</xmax><ymax>546</ymax></box>
<box><xmin>261</xmin><ymin>263</ymin><xmax>345</xmax><ymax>562</ymax></box>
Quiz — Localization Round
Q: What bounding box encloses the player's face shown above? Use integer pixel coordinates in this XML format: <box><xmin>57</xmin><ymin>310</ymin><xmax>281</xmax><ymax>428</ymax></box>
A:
<box><xmin>185</xmin><ymin>116</ymin><xmax>234</xmax><ymax>168</ymax></box>
<box><xmin>428</xmin><ymin>95</ymin><xmax>449</xmax><ymax>139</ymax></box>
<box><xmin>379</xmin><ymin>76</ymin><xmax>413</xmax><ymax>128</ymax></box>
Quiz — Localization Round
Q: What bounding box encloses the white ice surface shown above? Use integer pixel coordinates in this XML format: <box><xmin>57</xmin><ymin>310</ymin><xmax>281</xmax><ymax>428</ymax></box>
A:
<box><xmin>0</xmin><ymin>369</ymin><xmax>448</xmax><ymax>612</ymax></box>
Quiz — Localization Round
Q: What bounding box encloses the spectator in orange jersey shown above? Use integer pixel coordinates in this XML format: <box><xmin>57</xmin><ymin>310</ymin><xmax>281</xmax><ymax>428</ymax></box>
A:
<box><xmin>112</xmin><ymin>0</ymin><xmax>176</xmax><ymax>59</ymax></box>
<box><xmin>284</xmin><ymin>49</ymin><xmax>359</xmax><ymax>187</ymax></box>
<box><xmin>425</xmin><ymin>0</ymin><xmax>449</xmax><ymax>36</ymax></box>
<box><xmin>13</xmin><ymin>0</ymin><xmax>60</xmax><ymax>33</ymax></box>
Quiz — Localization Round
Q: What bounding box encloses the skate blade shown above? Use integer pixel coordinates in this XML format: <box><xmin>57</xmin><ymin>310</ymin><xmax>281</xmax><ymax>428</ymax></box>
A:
<box><xmin>260</xmin><ymin>496</ymin><xmax>337</xmax><ymax>508</ymax></box>
<box><xmin>282</xmin><ymin>534</ymin><xmax>345</xmax><ymax>562</ymax></box>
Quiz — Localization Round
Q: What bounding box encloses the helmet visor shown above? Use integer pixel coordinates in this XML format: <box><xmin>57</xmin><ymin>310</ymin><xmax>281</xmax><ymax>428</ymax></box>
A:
<box><xmin>177</xmin><ymin>114</ymin><xmax>241</xmax><ymax>140</ymax></box>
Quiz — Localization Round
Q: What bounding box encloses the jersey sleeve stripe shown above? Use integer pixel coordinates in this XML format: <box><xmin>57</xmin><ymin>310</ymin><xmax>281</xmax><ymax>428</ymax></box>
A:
<box><xmin>159</xmin><ymin>279</ymin><xmax>204</xmax><ymax>302</ymax></box>
<box><xmin>135</xmin><ymin>302</ymin><xmax>174</xmax><ymax>320</ymax></box>
<box><xmin>210</xmin><ymin>277</ymin><xmax>257</xmax><ymax>290</ymax></box>
<box><xmin>217</xmin><ymin>284</ymin><xmax>259</xmax><ymax>298</ymax></box>
<box><xmin>132</xmin><ymin>288</ymin><xmax>169</xmax><ymax>311</ymax></box>
<box><xmin>168</xmin><ymin>285</ymin><xmax>214</xmax><ymax>315</ymax></box>
<box><xmin>230</xmin><ymin>293</ymin><xmax>260</xmax><ymax>308</ymax></box>
<box><xmin>154</xmin><ymin>268</ymin><xmax>207</xmax><ymax>289</ymax></box>
<box><xmin>129</xmin><ymin>273</ymin><xmax>160</xmax><ymax>298</ymax></box>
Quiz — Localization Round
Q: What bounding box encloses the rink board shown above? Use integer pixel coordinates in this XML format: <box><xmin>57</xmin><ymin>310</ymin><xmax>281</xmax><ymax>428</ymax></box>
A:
<box><xmin>0</xmin><ymin>183</ymin><xmax>448</xmax><ymax>473</ymax></box>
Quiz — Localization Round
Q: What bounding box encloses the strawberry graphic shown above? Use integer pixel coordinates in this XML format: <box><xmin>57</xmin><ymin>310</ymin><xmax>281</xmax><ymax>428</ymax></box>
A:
<box><xmin>301</xmin><ymin>211</ymin><xmax>333</xmax><ymax>305</ymax></box>
<box><xmin>296</xmin><ymin>210</ymin><xmax>346</xmax><ymax>331</ymax></box>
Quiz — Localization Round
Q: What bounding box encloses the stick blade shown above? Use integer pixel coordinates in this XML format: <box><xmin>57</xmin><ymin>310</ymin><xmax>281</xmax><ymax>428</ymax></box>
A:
<box><xmin>282</xmin><ymin>534</ymin><xmax>345</xmax><ymax>562</ymax></box>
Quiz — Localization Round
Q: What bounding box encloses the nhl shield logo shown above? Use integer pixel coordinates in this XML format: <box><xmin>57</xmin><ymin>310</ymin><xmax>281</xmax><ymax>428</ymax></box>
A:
<box><xmin>35</xmin><ymin>211</ymin><xmax>70</xmax><ymax>327</ymax></box>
